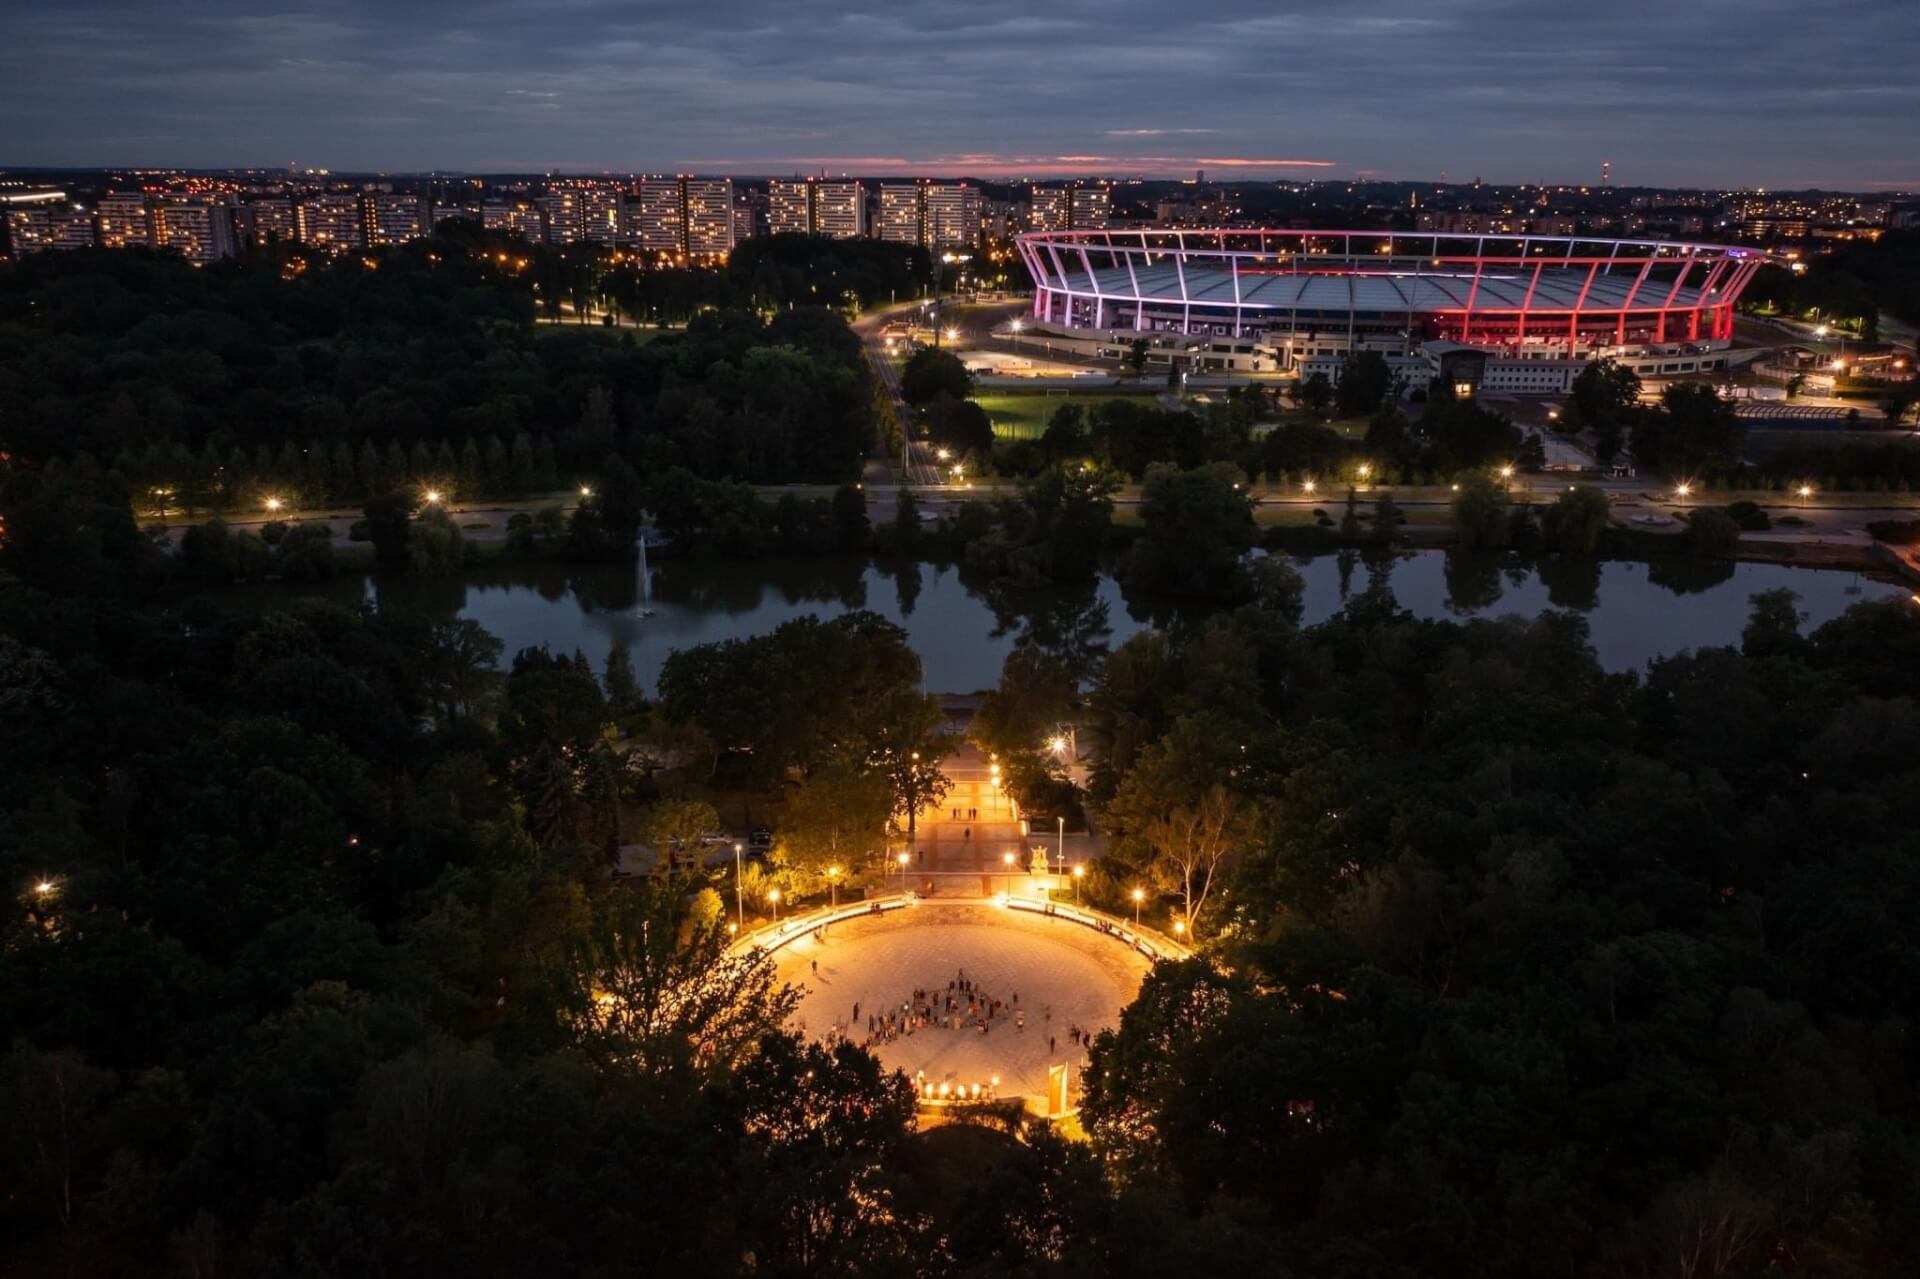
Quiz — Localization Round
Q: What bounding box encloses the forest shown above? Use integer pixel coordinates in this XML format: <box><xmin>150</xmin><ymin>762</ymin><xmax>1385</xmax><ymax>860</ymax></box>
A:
<box><xmin>5</xmin><ymin>449</ymin><xmax>1919</xmax><ymax>1275</ymax></box>
<box><xmin>0</xmin><ymin>232</ymin><xmax>882</xmax><ymax>512</ymax></box>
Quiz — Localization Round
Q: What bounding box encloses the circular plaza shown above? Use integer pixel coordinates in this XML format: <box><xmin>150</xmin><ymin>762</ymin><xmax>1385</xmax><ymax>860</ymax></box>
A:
<box><xmin>771</xmin><ymin>902</ymin><xmax>1154</xmax><ymax>1106</ymax></box>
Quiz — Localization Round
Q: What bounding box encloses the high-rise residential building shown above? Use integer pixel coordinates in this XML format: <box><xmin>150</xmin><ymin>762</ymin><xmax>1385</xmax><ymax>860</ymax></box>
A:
<box><xmin>1069</xmin><ymin>186</ymin><xmax>1111</xmax><ymax>230</ymax></box>
<box><xmin>767</xmin><ymin>179</ymin><xmax>866</xmax><ymax>239</ymax></box>
<box><xmin>878</xmin><ymin>184</ymin><xmax>923</xmax><ymax>244</ymax></box>
<box><xmin>733</xmin><ymin>191</ymin><xmax>763</xmax><ymax>245</ymax></box>
<box><xmin>156</xmin><ymin>199</ymin><xmax>237</xmax><ymax>264</ymax></box>
<box><xmin>630</xmin><ymin>178</ymin><xmax>684</xmax><ymax>252</ymax></box>
<box><xmin>537</xmin><ymin>191</ymin><xmax>583</xmax><ymax>244</ymax></box>
<box><xmin>1032</xmin><ymin>184</ymin><xmax>1109</xmax><ymax>231</ymax></box>
<box><xmin>430</xmin><ymin>204</ymin><xmax>472</xmax><ymax>230</ymax></box>
<box><xmin>768</xmin><ymin>179</ymin><xmax>812</xmax><ymax>236</ymax></box>
<box><xmin>243</xmin><ymin>198</ymin><xmax>298</xmax><ymax>246</ymax></box>
<box><xmin>364</xmin><ymin>193</ymin><xmax>426</xmax><ymax>246</ymax></box>
<box><xmin>682</xmin><ymin>179</ymin><xmax>735</xmax><ymax>256</ymax></box>
<box><xmin>1030</xmin><ymin>186</ymin><xmax>1069</xmax><ymax>233</ymax></box>
<box><xmin>97</xmin><ymin>192</ymin><xmax>156</xmax><ymax>248</ymax></box>
<box><xmin>923</xmin><ymin>183</ymin><xmax>981</xmax><ymax>250</ymax></box>
<box><xmin>581</xmin><ymin>187</ymin><xmax>625</xmax><ymax>243</ymax></box>
<box><xmin>298</xmin><ymin>194</ymin><xmax>365</xmax><ymax>252</ymax></box>
<box><xmin>814</xmin><ymin>181</ymin><xmax>864</xmax><ymax>239</ymax></box>
<box><xmin>7</xmin><ymin>206</ymin><xmax>98</xmax><ymax>254</ymax></box>
<box><xmin>482</xmin><ymin>202</ymin><xmax>546</xmax><ymax>243</ymax></box>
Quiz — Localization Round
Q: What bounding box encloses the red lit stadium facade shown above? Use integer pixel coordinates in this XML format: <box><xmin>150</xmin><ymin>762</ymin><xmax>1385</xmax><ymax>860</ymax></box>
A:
<box><xmin>1014</xmin><ymin>229</ymin><xmax>1763</xmax><ymax>357</ymax></box>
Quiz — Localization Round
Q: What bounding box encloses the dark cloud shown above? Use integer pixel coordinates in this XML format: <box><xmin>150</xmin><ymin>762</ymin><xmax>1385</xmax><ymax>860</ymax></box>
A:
<box><xmin>1</xmin><ymin>0</ymin><xmax>1913</xmax><ymax>186</ymax></box>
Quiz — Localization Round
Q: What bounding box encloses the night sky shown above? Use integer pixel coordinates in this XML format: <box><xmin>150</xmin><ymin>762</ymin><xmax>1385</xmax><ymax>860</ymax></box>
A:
<box><xmin>3</xmin><ymin>0</ymin><xmax>1914</xmax><ymax>188</ymax></box>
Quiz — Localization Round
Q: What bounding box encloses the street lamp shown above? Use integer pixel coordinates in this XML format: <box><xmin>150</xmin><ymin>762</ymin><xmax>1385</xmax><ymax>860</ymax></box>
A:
<box><xmin>1131</xmin><ymin>887</ymin><xmax>1145</xmax><ymax>927</ymax></box>
<box><xmin>1057</xmin><ymin>815</ymin><xmax>1065</xmax><ymax>871</ymax></box>
<box><xmin>1797</xmin><ymin>483</ymin><xmax>1813</xmax><ymax>508</ymax></box>
<box><xmin>579</xmin><ymin>485</ymin><xmax>593</xmax><ymax>498</ymax></box>
<box><xmin>733</xmin><ymin>843</ymin><xmax>744</xmax><ymax>930</ymax></box>
<box><xmin>1071</xmin><ymin>863</ymin><xmax>1085</xmax><ymax>902</ymax></box>
<box><xmin>1357</xmin><ymin>462</ymin><xmax>1372</xmax><ymax>487</ymax></box>
<box><xmin>1675</xmin><ymin>482</ymin><xmax>1693</xmax><ymax>506</ymax></box>
<box><xmin>827</xmin><ymin>865</ymin><xmax>841</xmax><ymax>908</ymax></box>
<box><xmin>264</xmin><ymin>496</ymin><xmax>283</xmax><ymax>513</ymax></box>
<box><xmin>423</xmin><ymin>489</ymin><xmax>443</xmax><ymax>505</ymax></box>
<box><xmin>1002</xmin><ymin>850</ymin><xmax>1016</xmax><ymax>896</ymax></box>
<box><xmin>1173</xmin><ymin>919</ymin><xmax>1187</xmax><ymax>938</ymax></box>
<box><xmin>1302</xmin><ymin>478</ymin><xmax>1317</xmax><ymax>497</ymax></box>
<box><xmin>767</xmin><ymin>887</ymin><xmax>781</xmax><ymax>923</ymax></box>
<box><xmin>896</xmin><ymin>850</ymin><xmax>910</xmax><ymax>892</ymax></box>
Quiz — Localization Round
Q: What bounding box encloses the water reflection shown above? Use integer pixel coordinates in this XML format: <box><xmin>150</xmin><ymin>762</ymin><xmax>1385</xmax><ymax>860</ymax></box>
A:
<box><xmin>218</xmin><ymin>550</ymin><xmax>1909</xmax><ymax>694</ymax></box>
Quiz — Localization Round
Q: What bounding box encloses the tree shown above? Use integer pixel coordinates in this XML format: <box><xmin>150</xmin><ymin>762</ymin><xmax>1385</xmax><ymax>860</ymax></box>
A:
<box><xmin>1293</xmin><ymin>371</ymin><xmax>1334</xmax><ymax>415</ymax></box>
<box><xmin>408</xmin><ymin>507</ymin><xmax>468</xmax><ymax>576</ymax></box>
<box><xmin>362</xmin><ymin>491</ymin><xmax>414</xmax><ymax>571</ymax></box>
<box><xmin>603</xmin><ymin>643</ymin><xmax>643</xmax><ymax>722</ymax></box>
<box><xmin>831</xmin><ymin>483</ymin><xmax>870</xmax><ymax>550</ymax></box>
<box><xmin>1542</xmin><ymin>484</ymin><xmax>1612</xmax><ymax>553</ymax></box>
<box><xmin>1564</xmin><ymin>357</ymin><xmax>1642</xmax><ymax>433</ymax></box>
<box><xmin>1126</xmin><ymin>338</ymin><xmax>1150</xmax><ymax>376</ymax></box>
<box><xmin>1335</xmin><ymin>350</ymin><xmax>1394</xmax><ymax>417</ymax></box>
<box><xmin>1450</xmin><ymin>474</ymin><xmax>1511</xmax><ymax>549</ymax></box>
<box><xmin>889</xmin><ymin>485</ymin><xmax>921</xmax><ymax>556</ymax></box>
<box><xmin>595</xmin><ymin>454</ymin><xmax>647</xmax><ymax>548</ymax></box>
<box><xmin>644</xmin><ymin>798</ymin><xmax>722</xmax><ymax>874</ymax></box>
<box><xmin>565</xmin><ymin>882</ymin><xmax>797</xmax><ymax>1079</ymax></box>
<box><xmin>1633</xmin><ymin>384</ymin><xmax>1745</xmax><ymax>477</ymax></box>
<box><xmin>898</xmin><ymin>347</ymin><xmax>972</xmax><ymax>407</ymax></box>
<box><xmin>1140</xmin><ymin>785</ymin><xmax>1253</xmax><ymax>936</ymax></box>
<box><xmin>777</xmin><ymin>765</ymin><xmax>892</xmax><ymax>887</ymax></box>
<box><xmin>1125</xmin><ymin>463</ymin><xmax>1257</xmax><ymax>600</ymax></box>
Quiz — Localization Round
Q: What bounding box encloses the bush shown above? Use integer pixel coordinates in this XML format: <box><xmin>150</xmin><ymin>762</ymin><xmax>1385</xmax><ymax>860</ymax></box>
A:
<box><xmin>1725</xmin><ymin>500</ymin><xmax>1772</xmax><ymax>532</ymax></box>
<box><xmin>348</xmin><ymin>519</ymin><xmax>370</xmax><ymax>542</ymax></box>
<box><xmin>1866</xmin><ymin>518</ymin><xmax>1920</xmax><ymax>544</ymax></box>
<box><xmin>259</xmin><ymin>519</ymin><xmax>289</xmax><ymax>546</ymax></box>
<box><xmin>1686</xmin><ymin>508</ymin><xmax>1742</xmax><ymax>557</ymax></box>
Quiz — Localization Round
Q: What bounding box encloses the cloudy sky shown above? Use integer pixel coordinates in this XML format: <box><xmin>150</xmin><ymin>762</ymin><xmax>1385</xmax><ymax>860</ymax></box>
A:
<box><xmin>3</xmin><ymin>0</ymin><xmax>1915</xmax><ymax>188</ymax></box>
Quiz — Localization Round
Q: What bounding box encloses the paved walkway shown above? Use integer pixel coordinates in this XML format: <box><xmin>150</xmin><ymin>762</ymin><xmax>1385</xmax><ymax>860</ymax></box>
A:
<box><xmin>904</xmin><ymin>741</ymin><xmax>1035</xmax><ymax>891</ymax></box>
<box><xmin>774</xmin><ymin>902</ymin><xmax>1150</xmax><ymax>1102</ymax></box>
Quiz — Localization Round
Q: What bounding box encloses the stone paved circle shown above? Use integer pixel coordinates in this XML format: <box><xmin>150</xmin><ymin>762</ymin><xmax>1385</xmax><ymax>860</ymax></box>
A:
<box><xmin>772</xmin><ymin>902</ymin><xmax>1154</xmax><ymax>1101</ymax></box>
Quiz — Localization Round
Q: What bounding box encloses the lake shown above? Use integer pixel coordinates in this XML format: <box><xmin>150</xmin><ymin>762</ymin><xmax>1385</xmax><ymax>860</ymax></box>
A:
<box><xmin>231</xmin><ymin>550</ymin><xmax>1910</xmax><ymax>694</ymax></box>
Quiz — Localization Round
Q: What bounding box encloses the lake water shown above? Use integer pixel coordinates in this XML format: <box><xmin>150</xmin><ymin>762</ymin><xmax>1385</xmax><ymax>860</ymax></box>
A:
<box><xmin>239</xmin><ymin>551</ymin><xmax>1909</xmax><ymax>694</ymax></box>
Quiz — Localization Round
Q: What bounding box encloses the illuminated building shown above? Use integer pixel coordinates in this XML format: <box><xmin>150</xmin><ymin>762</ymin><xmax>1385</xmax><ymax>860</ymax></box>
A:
<box><xmin>7</xmin><ymin>206</ymin><xmax>98</xmax><ymax>254</ymax></box>
<box><xmin>630</xmin><ymin>178</ymin><xmax>684</xmax><ymax>252</ymax></box>
<box><xmin>922</xmin><ymin>182</ymin><xmax>981</xmax><ymax>249</ymax></box>
<box><xmin>364</xmin><ymin>193</ymin><xmax>426</xmax><ymax>246</ymax></box>
<box><xmin>297</xmin><ymin>194</ymin><xmax>366</xmax><ymax>252</ymax></box>
<box><xmin>878</xmin><ymin>184</ymin><xmax>923</xmax><ymax>244</ymax></box>
<box><xmin>537</xmin><ymin>191</ymin><xmax>582</xmax><ymax>244</ymax></box>
<box><xmin>1017</xmin><ymin>227</ymin><xmax>1764</xmax><ymax>374</ymax></box>
<box><xmin>97</xmin><ymin>192</ymin><xmax>156</xmax><ymax>248</ymax></box>
<box><xmin>581</xmin><ymin>187</ymin><xmax>625</xmax><ymax>243</ymax></box>
<box><xmin>681</xmin><ymin>179</ymin><xmax>735</xmax><ymax>256</ymax></box>
<box><xmin>481</xmin><ymin>201</ymin><xmax>546</xmax><ymax>242</ymax></box>
<box><xmin>155</xmin><ymin>198</ymin><xmax>236</xmax><ymax>263</ymax></box>
<box><xmin>769</xmin><ymin>178</ymin><xmax>865</xmax><ymax>239</ymax></box>
<box><xmin>242</xmin><ymin>198</ymin><xmax>298</xmax><ymax>246</ymax></box>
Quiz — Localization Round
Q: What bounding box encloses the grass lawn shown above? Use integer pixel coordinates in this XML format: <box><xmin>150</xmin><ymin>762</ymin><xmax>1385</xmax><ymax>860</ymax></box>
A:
<box><xmin>973</xmin><ymin>389</ymin><xmax>1168</xmax><ymax>440</ymax></box>
<box><xmin>1741</xmin><ymin>428</ymin><xmax>1920</xmax><ymax>456</ymax></box>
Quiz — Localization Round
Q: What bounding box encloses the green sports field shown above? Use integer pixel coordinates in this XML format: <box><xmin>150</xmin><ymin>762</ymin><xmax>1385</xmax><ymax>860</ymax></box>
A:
<box><xmin>973</xmin><ymin>390</ymin><xmax>1165</xmax><ymax>440</ymax></box>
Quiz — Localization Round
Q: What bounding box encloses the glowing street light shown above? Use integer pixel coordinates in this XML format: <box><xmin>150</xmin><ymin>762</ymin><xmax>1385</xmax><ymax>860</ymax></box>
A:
<box><xmin>1797</xmin><ymin>483</ymin><xmax>1814</xmax><ymax>507</ymax></box>
<box><xmin>579</xmin><ymin>485</ymin><xmax>593</xmax><ymax>498</ymax></box>
<box><xmin>767</xmin><ymin>887</ymin><xmax>781</xmax><ymax>922</ymax></box>
<box><xmin>423</xmin><ymin>489</ymin><xmax>443</xmax><ymax>505</ymax></box>
<box><xmin>1173</xmin><ymin>919</ymin><xmax>1187</xmax><ymax>937</ymax></box>
<box><xmin>827</xmin><ymin>864</ymin><xmax>842</xmax><ymax>908</ymax></box>
<box><xmin>733</xmin><ymin>843</ymin><xmax>744</xmax><ymax>930</ymax></box>
<box><xmin>263</xmin><ymin>496</ymin><xmax>283</xmax><ymax>513</ymax></box>
<box><xmin>35</xmin><ymin>880</ymin><xmax>54</xmax><ymax>897</ymax></box>
<box><xmin>1131</xmin><ymin>887</ymin><xmax>1145</xmax><ymax>926</ymax></box>
<box><xmin>1302</xmin><ymin>478</ymin><xmax>1317</xmax><ymax>497</ymax></box>
<box><xmin>896</xmin><ymin>850</ymin><xmax>911</xmax><ymax>891</ymax></box>
<box><xmin>1071</xmin><ymin>863</ymin><xmax>1085</xmax><ymax>902</ymax></box>
<box><xmin>1356</xmin><ymin>462</ymin><xmax>1372</xmax><ymax>484</ymax></box>
<box><xmin>1048</xmin><ymin>735</ymin><xmax>1069</xmax><ymax>756</ymax></box>
<box><xmin>1002</xmin><ymin>850</ymin><xmax>1016</xmax><ymax>895</ymax></box>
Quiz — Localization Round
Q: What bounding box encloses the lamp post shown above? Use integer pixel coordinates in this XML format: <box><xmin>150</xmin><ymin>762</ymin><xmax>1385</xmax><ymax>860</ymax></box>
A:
<box><xmin>896</xmin><ymin>850</ymin><xmax>910</xmax><ymax>893</ymax></box>
<box><xmin>767</xmin><ymin>887</ymin><xmax>781</xmax><ymax>923</ymax></box>
<box><xmin>1131</xmin><ymin>887</ymin><xmax>1145</xmax><ymax>927</ymax></box>
<box><xmin>733</xmin><ymin>843</ymin><xmax>744</xmax><ymax>931</ymax></box>
<box><xmin>1797</xmin><ymin>483</ymin><xmax>1813</xmax><ymax>509</ymax></box>
<box><xmin>1675</xmin><ymin>482</ymin><xmax>1693</xmax><ymax>508</ymax></box>
<box><xmin>1072</xmin><ymin>863</ymin><xmax>1084</xmax><ymax>902</ymax></box>
<box><xmin>1001</xmin><ymin>851</ymin><xmax>1015</xmax><ymax>896</ymax></box>
<box><xmin>827</xmin><ymin>865</ymin><xmax>841</xmax><ymax>909</ymax></box>
<box><xmin>1057</xmin><ymin>815</ymin><xmax>1065</xmax><ymax>872</ymax></box>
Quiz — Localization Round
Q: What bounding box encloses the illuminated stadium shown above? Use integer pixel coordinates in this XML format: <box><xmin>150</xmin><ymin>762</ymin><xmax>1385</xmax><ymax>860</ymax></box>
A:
<box><xmin>1014</xmin><ymin>229</ymin><xmax>1764</xmax><ymax>370</ymax></box>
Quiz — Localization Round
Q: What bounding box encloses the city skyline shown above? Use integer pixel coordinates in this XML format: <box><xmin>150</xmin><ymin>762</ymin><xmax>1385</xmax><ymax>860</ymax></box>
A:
<box><xmin>3</xmin><ymin>2</ymin><xmax>1916</xmax><ymax>190</ymax></box>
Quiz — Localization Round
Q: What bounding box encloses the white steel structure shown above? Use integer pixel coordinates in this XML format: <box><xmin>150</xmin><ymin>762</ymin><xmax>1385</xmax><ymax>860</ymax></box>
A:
<box><xmin>1016</xmin><ymin>228</ymin><xmax>1764</xmax><ymax>353</ymax></box>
